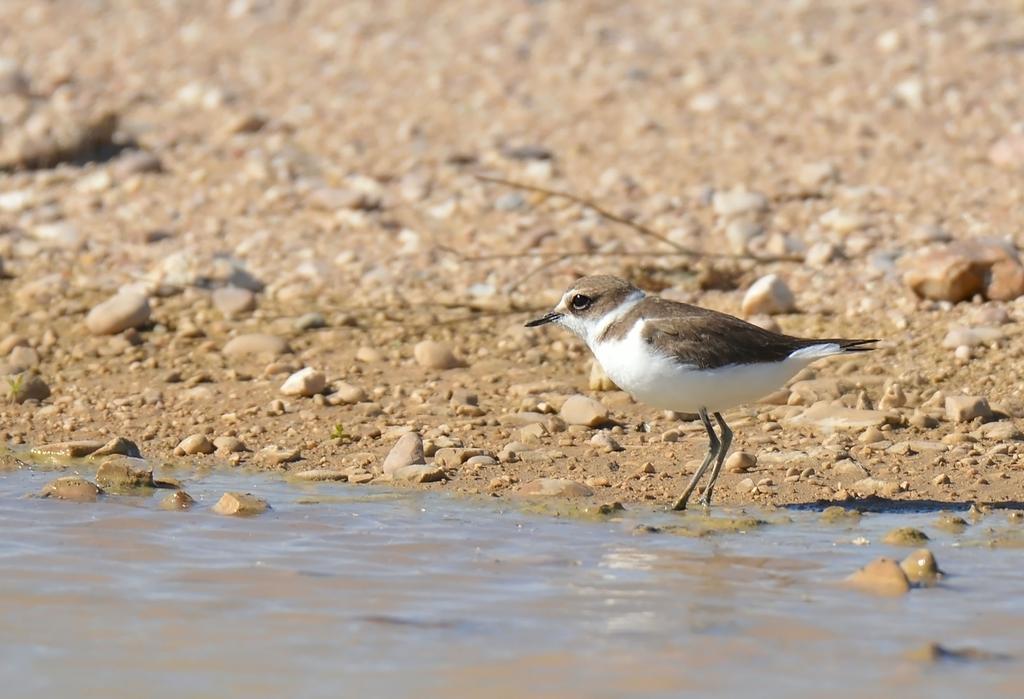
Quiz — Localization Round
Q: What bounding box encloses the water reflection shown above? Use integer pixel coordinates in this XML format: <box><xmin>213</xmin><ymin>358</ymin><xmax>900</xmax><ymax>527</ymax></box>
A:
<box><xmin>0</xmin><ymin>465</ymin><xmax>1022</xmax><ymax>698</ymax></box>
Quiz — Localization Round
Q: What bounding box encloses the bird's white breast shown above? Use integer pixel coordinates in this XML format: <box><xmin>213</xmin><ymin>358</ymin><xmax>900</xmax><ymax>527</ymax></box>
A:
<box><xmin>590</xmin><ymin>319</ymin><xmax>831</xmax><ymax>413</ymax></box>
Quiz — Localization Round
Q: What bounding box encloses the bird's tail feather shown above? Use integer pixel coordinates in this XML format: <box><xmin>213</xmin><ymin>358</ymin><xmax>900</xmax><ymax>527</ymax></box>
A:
<box><xmin>830</xmin><ymin>338</ymin><xmax>879</xmax><ymax>353</ymax></box>
<box><xmin>789</xmin><ymin>338</ymin><xmax>878</xmax><ymax>360</ymax></box>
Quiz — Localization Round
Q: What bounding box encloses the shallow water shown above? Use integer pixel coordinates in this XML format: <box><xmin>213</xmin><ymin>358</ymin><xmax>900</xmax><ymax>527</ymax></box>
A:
<box><xmin>1</xmin><ymin>465</ymin><xmax>1023</xmax><ymax>699</ymax></box>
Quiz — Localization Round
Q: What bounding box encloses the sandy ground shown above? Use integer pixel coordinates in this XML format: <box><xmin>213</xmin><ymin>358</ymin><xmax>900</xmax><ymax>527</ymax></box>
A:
<box><xmin>3</xmin><ymin>0</ymin><xmax>1024</xmax><ymax>510</ymax></box>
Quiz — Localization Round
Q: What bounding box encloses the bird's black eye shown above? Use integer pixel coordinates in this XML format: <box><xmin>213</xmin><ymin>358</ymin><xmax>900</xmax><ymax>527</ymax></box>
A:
<box><xmin>570</xmin><ymin>294</ymin><xmax>592</xmax><ymax>311</ymax></box>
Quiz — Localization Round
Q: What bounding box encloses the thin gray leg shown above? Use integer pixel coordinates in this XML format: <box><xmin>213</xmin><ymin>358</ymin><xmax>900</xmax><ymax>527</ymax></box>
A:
<box><xmin>699</xmin><ymin>412</ymin><xmax>733</xmax><ymax>508</ymax></box>
<box><xmin>671</xmin><ymin>409</ymin><xmax>719</xmax><ymax>511</ymax></box>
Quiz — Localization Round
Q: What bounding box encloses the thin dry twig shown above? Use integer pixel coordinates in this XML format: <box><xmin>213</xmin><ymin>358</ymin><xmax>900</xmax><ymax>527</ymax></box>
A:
<box><xmin>471</xmin><ymin>174</ymin><xmax>800</xmax><ymax>291</ymax></box>
<box><xmin>475</xmin><ymin>173</ymin><xmax>701</xmax><ymax>255</ymax></box>
<box><xmin>506</xmin><ymin>252</ymin><xmax>578</xmax><ymax>293</ymax></box>
<box><xmin>472</xmin><ymin>173</ymin><xmax>799</xmax><ymax>264</ymax></box>
<box><xmin>435</xmin><ymin>247</ymin><xmax>711</xmax><ymax>262</ymax></box>
<box><xmin>336</xmin><ymin>299</ymin><xmax>541</xmax><ymax>330</ymax></box>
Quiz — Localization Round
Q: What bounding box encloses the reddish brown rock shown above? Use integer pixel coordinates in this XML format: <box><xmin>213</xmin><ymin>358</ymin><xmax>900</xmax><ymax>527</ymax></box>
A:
<box><xmin>902</xmin><ymin>240</ymin><xmax>1024</xmax><ymax>302</ymax></box>
<box><xmin>901</xmin><ymin>247</ymin><xmax>985</xmax><ymax>302</ymax></box>
<box><xmin>987</xmin><ymin>258</ymin><xmax>1024</xmax><ymax>301</ymax></box>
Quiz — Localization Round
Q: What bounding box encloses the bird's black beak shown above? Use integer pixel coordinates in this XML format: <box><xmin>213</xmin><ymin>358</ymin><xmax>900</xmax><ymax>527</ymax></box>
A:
<box><xmin>525</xmin><ymin>312</ymin><xmax>562</xmax><ymax>328</ymax></box>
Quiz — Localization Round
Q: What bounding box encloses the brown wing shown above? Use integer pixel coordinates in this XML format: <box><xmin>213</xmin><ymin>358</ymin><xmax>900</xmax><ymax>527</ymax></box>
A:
<box><xmin>637</xmin><ymin>298</ymin><xmax>871</xmax><ymax>369</ymax></box>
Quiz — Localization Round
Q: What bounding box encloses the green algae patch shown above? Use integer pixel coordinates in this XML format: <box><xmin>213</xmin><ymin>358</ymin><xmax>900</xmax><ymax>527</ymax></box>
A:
<box><xmin>515</xmin><ymin>499</ymin><xmax>626</xmax><ymax>521</ymax></box>
<box><xmin>663</xmin><ymin>515</ymin><xmax>768</xmax><ymax>538</ymax></box>
<box><xmin>94</xmin><ymin>457</ymin><xmax>155</xmax><ymax>494</ymax></box>
<box><xmin>39</xmin><ymin>475</ymin><xmax>102</xmax><ymax>502</ymax></box>
<box><xmin>819</xmin><ymin>506</ymin><xmax>862</xmax><ymax>526</ymax></box>
<box><xmin>883</xmin><ymin>527</ymin><xmax>930</xmax><ymax>547</ymax></box>
<box><xmin>933</xmin><ymin>513</ymin><xmax>969</xmax><ymax>534</ymax></box>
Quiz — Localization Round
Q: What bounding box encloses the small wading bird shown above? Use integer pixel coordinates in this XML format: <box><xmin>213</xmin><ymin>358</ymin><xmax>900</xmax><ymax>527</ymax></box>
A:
<box><xmin>526</xmin><ymin>275</ymin><xmax>877</xmax><ymax>510</ymax></box>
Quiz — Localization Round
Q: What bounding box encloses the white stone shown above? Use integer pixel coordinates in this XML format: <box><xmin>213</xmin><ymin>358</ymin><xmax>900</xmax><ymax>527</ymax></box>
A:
<box><xmin>212</xmin><ymin>286</ymin><xmax>256</xmax><ymax>316</ymax></box>
<box><xmin>797</xmin><ymin>161</ymin><xmax>838</xmax><ymax>190</ymax></box>
<box><xmin>382</xmin><ymin>432</ymin><xmax>425</xmax><ymax>474</ymax></box>
<box><xmin>945</xmin><ymin>395</ymin><xmax>991</xmax><ymax>423</ymax></box>
<box><xmin>941</xmin><ymin>326</ymin><xmax>1002</xmax><ymax>349</ymax></box>
<box><xmin>33</xmin><ymin>222</ymin><xmax>82</xmax><ymax>248</ymax></box>
<box><xmin>85</xmin><ymin>292</ymin><xmax>151</xmax><ymax>335</ymax></box>
<box><xmin>712</xmin><ymin>188</ymin><xmax>768</xmax><ymax>218</ymax></box>
<box><xmin>725</xmin><ymin>219</ymin><xmax>763</xmax><ymax>254</ymax></box>
<box><xmin>0</xmin><ymin>189</ymin><xmax>33</xmax><ymax>213</ymax></box>
<box><xmin>741</xmin><ymin>274</ymin><xmax>796</xmax><ymax>316</ymax></box>
<box><xmin>805</xmin><ymin>242</ymin><xmax>839</xmax><ymax>267</ymax></box>
<box><xmin>280</xmin><ymin>367</ymin><xmax>326</xmax><ymax>397</ymax></box>
<box><xmin>820</xmin><ymin>208</ymin><xmax>869</xmax><ymax>234</ymax></box>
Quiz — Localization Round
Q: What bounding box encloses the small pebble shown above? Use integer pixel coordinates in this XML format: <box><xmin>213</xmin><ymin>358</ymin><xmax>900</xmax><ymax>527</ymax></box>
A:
<box><xmin>712</xmin><ymin>188</ymin><xmax>767</xmax><ymax>218</ymax></box>
<box><xmin>280</xmin><ymin>367</ymin><xmax>327</xmax><ymax>397</ymax></box>
<box><xmin>295</xmin><ymin>312</ymin><xmax>327</xmax><ymax>330</ymax></box>
<box><xmin>845</xmin><ymin>557</ymin><xmax>911</xmax><ymax>596</ymax></box>
<box><xmin>175</xmin><ymin>434</ymin><xmax>215</xmax><ymax>456</ymax></box>
<box><xmin>327</xmin><ymin>382</ymin><xmax>367</xmax><ymax>404</ymax></box>
<box><xmin>214</xmin><ymin>436</ymin><xmax>247</xmax><ymax>453</ymax></box>
<box><xmin>212</xmin><ymin>286</ymin><xmax>256</xmax><ymax>316</ymax></box>
<box><xmin>213</xmin><ymin>492</ymin><xmax>270</xmax><ymax>516</ymax></box>
<box><xmin>85</xmin><ymin>292</ymin><xmax>151</xmax><ymax>335</ymax></box>
<box><xmin>741</xmin><ymin>274</ymin><xmax>796</xmax><ymax>316</ymax></box>
<box><xmin>95</xmin><ymin>458</ymin><xmax>153</xmax><ymax>488</ymax></box>
<box><xmin>382</xmin><ymin>432</ymin><xmax>425</xmax><ymax>474</ymax></box>
<box><xmin>559</xmin><ymin>395</ymin><xmax>611</xmax><ymax>427</ymax></box>
<box><xmin>6</xmin><ymin>372</ymin><xmax>50</xmax><ymax>403</ymax></box>
<box><xmin>259</xmin><ymin>446</ymin><xmax>301</xmax><ymax>465</ymax></box>
<box><xmin>39</xmin><ymin>476</ymin><xmax>101</xmax><ymax>502</ymax></box>
<box><xmin>725</xmin><ymin>451</ymin><xmax>756</xmax><ymax>473</ymax></box>
<box><xmin>222</xmin><ymin>333</ymin><xmax>290</xmax><ymax>358</ymax></box>
<box><xmin>160</xmin><ymin>491</ymin><xmax>195</xmax><ymax>511</ymax></box>
<box><xmin>414</xmin><ymin>340</ymin><xmax>464</xmax><ymax>370</ymax></box>
<box><xmin>899</xmin><ymin>548</ymin><xmax>942</xmax><ymax>586</ymax></box>
<box><xmin>945</xmin><ymin>395</ymin><xmax>992</xmax><ymax>423</ymax></box>
<box><xmin>355</xmin><ymin>346</ymin><xmax>383</xmax><ymax>363</ymax></box>
<box><xmin>590</xmin><ymin>432</ymin><xmax>623</xmax><ymax>453</ymax></box>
